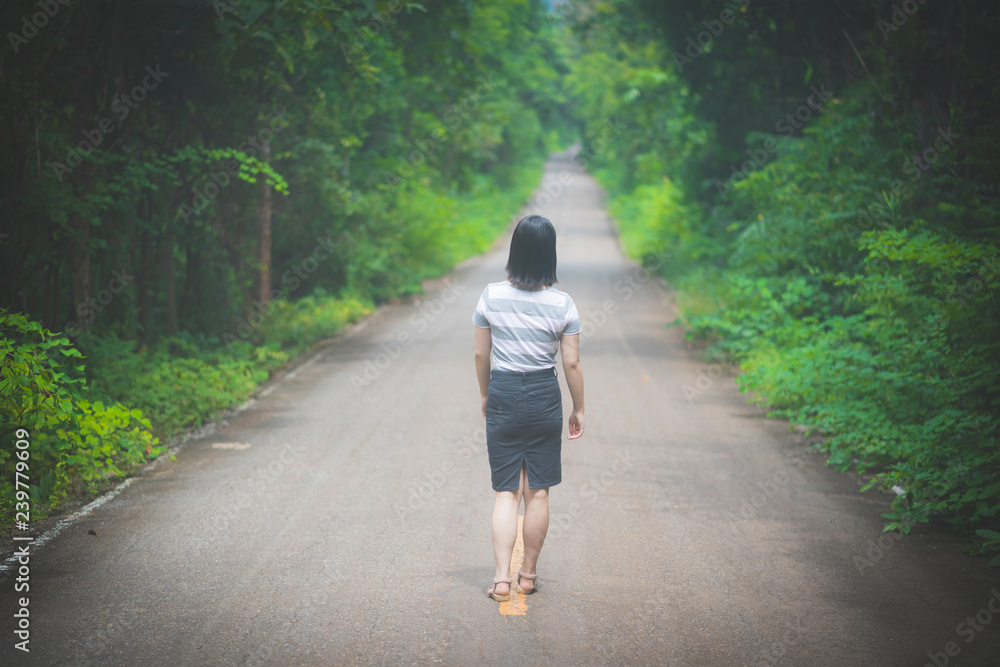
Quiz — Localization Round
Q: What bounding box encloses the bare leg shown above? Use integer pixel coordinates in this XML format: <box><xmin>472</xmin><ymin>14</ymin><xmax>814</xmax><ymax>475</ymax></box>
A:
<box><xmin>519</xmin><ymin>462</ymin><xmax>549</xmax><ymax>593</ymax></box>
<box><xmin>491</xmin><ymin>487</ymin><xmax>521</xmax><ymax>596</ymax></box>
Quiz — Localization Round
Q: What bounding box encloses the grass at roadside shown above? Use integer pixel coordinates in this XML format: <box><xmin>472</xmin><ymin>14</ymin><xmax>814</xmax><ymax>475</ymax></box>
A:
<box><xmin>594</xmin><ymin>130</ymin><xmax>1000</xmax><ymax>563</ymax></box>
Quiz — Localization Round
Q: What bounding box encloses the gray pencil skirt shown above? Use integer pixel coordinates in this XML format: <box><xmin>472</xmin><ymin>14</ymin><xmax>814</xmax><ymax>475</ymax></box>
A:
<box><xmin>486</xmin><ymin>367</ymin><xmax>563</xmax><ymax>491</ymax></box>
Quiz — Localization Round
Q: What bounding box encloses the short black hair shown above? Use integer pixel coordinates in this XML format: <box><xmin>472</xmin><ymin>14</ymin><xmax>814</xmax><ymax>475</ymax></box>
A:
<box><xmin>506</xmin><ymin>215</ymin><xmax>557</xmax><ymax>289</ymax></box>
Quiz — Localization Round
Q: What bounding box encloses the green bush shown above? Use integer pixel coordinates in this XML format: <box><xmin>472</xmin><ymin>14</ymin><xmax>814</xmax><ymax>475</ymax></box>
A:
<box><xmin>80</xmin><ymin>289</ymin><xmax>377</xmax><ymax>439</ymax></box>
<box><xmin>0</xmin><ymin>311</ymin><xmax>163</xmax><ymax>519</ymax></box>
<box><xmin>596</xmin><ymin>79</ymin><xmax>1000</xmax><ymax>542</ymax></box>
<box><xmin>260</xmin><ymin>292</ymin><xmax>374</xmax><ymax>352</ymax></box>
<box><xmin>607</xmin><ymin>177</ymin><xmax>714</xmax><ymax>275</ymax></box>
<box><xmin>84</xmin><ymin>336</ymin><xmax>280</xmax><ymax>438</ymax></box>
<box><xmin>334</xmin><ymin>157</ymin><xmax>545</xmax><ymax>302</ymax></box>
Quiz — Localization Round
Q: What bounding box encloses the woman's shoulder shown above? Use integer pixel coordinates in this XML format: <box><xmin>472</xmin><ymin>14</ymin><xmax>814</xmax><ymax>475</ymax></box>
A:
<box><xmin>482</xmin><ymin>282</ymin><xmax>575</xmax><ymax>305</ymax></box>
<box><xmin>480</xmin><ymin>281</ymin><xmax>508</xmax><ymax>295</ymax></box>
<box><xmin>544</xmin><ymin>286</ymin><xmax>577</xmax><ymax>305</ymax></box>
<box><xmin>546</xmin><ymin>285</ymin><xmax>573</xmax><ymax>298</ymax></box>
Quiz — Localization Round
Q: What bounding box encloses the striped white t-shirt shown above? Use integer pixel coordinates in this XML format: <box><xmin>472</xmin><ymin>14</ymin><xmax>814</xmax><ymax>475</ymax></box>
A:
<box><xmin>472</xmin><ymin>281</ymin><xmax>581</xmax><ymax>372</ymax></box>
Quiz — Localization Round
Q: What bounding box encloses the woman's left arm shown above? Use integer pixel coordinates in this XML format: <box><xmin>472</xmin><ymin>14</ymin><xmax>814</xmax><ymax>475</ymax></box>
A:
<box><xmin>475</xmin><ymin>326</ymin><xmax>492</xmax><ymax>418</ymax></box>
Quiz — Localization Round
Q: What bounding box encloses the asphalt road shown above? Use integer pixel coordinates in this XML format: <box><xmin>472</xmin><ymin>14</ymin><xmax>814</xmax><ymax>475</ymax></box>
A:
<box><xmin>3</xmin><ymin>151</ymin><xmax>1000</xmax><ymax>666</ymax></box>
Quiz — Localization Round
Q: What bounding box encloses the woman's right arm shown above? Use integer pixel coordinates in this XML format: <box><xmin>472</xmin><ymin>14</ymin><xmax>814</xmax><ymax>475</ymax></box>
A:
<box><xmin>560</xmin><ymin>333</ymin><xmax>585</xmax><ymax>439</ymax></box>
<box><xmin>475</xmin><ymin>325</ymin><xmax>492</xmax><ymax>419</ymax></box>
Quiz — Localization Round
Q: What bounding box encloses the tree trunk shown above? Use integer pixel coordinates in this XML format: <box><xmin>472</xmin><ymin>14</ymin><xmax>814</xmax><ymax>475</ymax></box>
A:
<box><xmin>43</xmin><ymin>262</ymin><xmax>53</xmax><ymax>329</ymax></box>
<box><xmin>136</xmin><ymin>226</ymin><xmax>151</xmax><ymax>344</ymax></box>
<box><xmin>184</xmin><ymin>235</ymin><xmax>203</xmax><ymax>329</ymax></box>
<box><xmin>67</xmin><ymin>164</ymin><xmax>94</xmax><ymax>331</ymax></box>
<box><xmin>52</xmin><ymin>261</ymin><xmax>60</xmax><ymax>332</ymax></box>
<box><xmin>257</xmin><ymin>143</ymin><xmax>273</xmax><ymax>306</ymax></box>
<box><xmin>44</xmin><ymin>261</ymin><xmax>57</xmax><ymax>331</ymax></box>
<box><xmin>68</xmin><ymin>212</ymin><xmax>92</xmax><ymax>332</ymax></box>
<box><xmin>66</xmin><ymin>7</ymin><xmax>99</xmax><ymax>333</ymax></box>
<box><xmin>164</xmin><ymin>233</ymin><xmax>177</xmax><ymax>336</ymax></box>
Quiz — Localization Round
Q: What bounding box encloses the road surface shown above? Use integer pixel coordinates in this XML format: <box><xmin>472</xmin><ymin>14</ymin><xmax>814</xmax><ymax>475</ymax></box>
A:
<box><xmin>3</xmin><ymin>150</ymin><xmax>1000</xmax><ymax>666</ymax></box>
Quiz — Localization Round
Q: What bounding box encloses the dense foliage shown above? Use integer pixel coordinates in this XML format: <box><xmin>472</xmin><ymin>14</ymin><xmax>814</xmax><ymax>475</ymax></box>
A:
<box><xmin>0</xmin><ymin>0</ymin><xmax>570</xmax><ymax>521</ymax></box>
<box><xmin>1</xmin><ymin>312</ymin><xmax>162</xmax><ymax>512</ymax></box>
<box><xmin>562</xmin><ymin>0</ymin><xmax>1000</xmax><ymax>550</ymax></box>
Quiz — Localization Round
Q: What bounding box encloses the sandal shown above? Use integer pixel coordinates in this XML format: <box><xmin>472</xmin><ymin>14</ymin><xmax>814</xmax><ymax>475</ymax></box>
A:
<box><xmin>487</xmin><ymin>577</ymin><xmax>512</xmax><ymax>602</ymax></box>
<box><xmin>516</xmin><ymin>570</ymin><xmax>538</xmax><ymax>594</ymax></box>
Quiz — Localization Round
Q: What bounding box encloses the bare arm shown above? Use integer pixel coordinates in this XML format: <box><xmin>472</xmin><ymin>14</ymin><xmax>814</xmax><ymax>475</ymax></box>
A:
<box><xmin>560</xmin><ymin>333</ymin><xmax>585</xmax><ymax>439</ymax></box>
<box><xmin>475</xmin><ymin>325</ymin><xmax>492</xmax><ymax>418</ymax></box>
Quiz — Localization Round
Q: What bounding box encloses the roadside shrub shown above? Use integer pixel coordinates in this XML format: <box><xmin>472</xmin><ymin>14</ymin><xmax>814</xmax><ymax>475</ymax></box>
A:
<box><xmin>601</xmin><ymin>81</ymin><xmax>1000</xmax><ymax>544</ymax></box>
<box><xmin>83</xmin><ymin>333</ymin><xmax>287</xmax><ymax>438</ymax></box>
<box><xmin>0</xmin><ymin>311</ymin><xmax>162</xmax><ymax>519</ymax></box>
<box><xmin>260</xmin><ymin>292</ymin><xmax>374</xmax><ymax>352</ymax></box>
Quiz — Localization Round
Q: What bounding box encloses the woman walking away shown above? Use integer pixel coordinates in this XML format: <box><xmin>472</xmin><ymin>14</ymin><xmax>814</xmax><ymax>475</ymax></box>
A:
<box><xmin>472</xmin><ymin>214</ymin><xmax>585</xmax><ymax>602</ymax></box>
